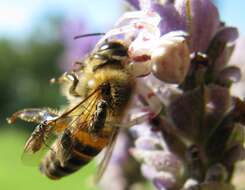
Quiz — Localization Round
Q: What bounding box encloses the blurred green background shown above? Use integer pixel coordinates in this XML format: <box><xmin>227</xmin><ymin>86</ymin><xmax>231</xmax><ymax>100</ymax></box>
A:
<box><xmin>0</xmin><ymin>0</ymin><xmax>245</xmax><ymax>190</ymax></box>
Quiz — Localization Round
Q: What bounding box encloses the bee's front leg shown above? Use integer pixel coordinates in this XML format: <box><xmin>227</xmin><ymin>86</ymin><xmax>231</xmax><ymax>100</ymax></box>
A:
<box><xmin>51</xmin><ymin>71</ymin><xmax>80</xmax><ymax>97</ymax></box>
<box><xmin>7</xmin><ymin>108</ymin><xmax>58</xmax><ymax>124</ymax></box>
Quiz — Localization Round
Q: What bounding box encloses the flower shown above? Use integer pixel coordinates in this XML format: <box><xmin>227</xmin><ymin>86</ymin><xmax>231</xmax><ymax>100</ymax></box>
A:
<box><xmin>127</xmin><ymin>0</ymin><xmax>220</xmax><ymax>52</ymax></box>
<box><xmin>230</xmin><ymin>37</ymin><xmax>245</xmax><ymax>98</ymax></box>
<box><xmin>58</xmin><ymin>1</ymin><xmax>245</xmax><ymax>189</ymax></box>
<box><xmin>151</xmin><ymin>31</ymin><xmax>190</xmax><ymax>83</ymax></box>
<box><xmin>125</xmin><ymin>0</ymin><xmax>240</xmax><ymax>88</ymax></box>
<box><xmin>99</xmin><ymin>132</ymin><xmax>147</xmax><ymax>190</ymax></box>
<box><xmin>130</xmin><ymin>124</ymin><xmax>182</xmax><ymax>190</ymax></box>
<box><xmin>122</xmin><ymin>1</ymin><xmax>245</xmax><ymax>190</ymax></box>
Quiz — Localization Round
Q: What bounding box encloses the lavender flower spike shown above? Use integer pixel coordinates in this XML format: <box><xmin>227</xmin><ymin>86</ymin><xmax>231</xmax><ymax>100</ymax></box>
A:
<box><xmin>58</xmin><ymin>0</ymin><xmax>244</xmax><ymax>189</ymax></box>
<box><xmin>127</xmin><ymin>0</ymin><xmax>220</xmax><ymax>52</ymax></box>
<box><xmin>123</xmin><ymin>0</ymin><xmax>244</xmax><ymax>190</ymax></box>
<box><xmin>175</xmin><ymin>0</ymin><xmax>220</xmax><ymax>52</ymax></box>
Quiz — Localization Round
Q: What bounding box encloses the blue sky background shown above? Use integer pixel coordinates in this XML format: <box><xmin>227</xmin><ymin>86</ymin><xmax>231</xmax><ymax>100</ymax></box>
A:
<box><xmin>0</xmin><ymin>0</ymin><xmax>244</xmax><ymax>38</ymax></box>
<box><xmin>218</xmin><ymin>0</ymin><xmax>245</xmax><ymax>34</ymax></box>
<box><xmin>0</xmin><ymin>0</ymin><xmax>122</xmax><ymax>38</ymax></box>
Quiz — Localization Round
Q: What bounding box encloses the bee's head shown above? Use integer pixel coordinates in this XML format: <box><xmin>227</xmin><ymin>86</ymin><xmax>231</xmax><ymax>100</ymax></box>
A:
<box><xmin>90</xmin><ymin>41</ymin><xmax>129</xmax><ymax>71</ymax></box>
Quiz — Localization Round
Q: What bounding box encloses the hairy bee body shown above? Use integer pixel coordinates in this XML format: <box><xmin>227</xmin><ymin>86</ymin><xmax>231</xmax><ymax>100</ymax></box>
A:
<box><xmin>39</xmin><ymin>41</ymin><xmax>135</xmax><ymax>179</ymax></box>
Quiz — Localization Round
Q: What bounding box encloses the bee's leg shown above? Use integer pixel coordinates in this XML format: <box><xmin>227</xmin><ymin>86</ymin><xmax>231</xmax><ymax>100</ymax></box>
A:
<box><xmin>66</xmin><ymin>72</ymin><xmax>80</xmax><ymax>97</ymax></box>
<box><xmin>7</xmin><ymin>108</ymin><xmax>58</xmax><ymax>124</ymax></box>
<box><xmin>73</xmin><ymin>61</ymin><xmax>84</xmax><ymax>71</ymax></box>
<box><xmin>89</xmin><ymin>100</ymin><xmax>107</xmax><ymax>134</ymax></box>
<box><xmin>116</xmin><ymin>81</ymin><xmax>166</xmax><ymax>129</ymax></box>
<box><xmin>51</xmin><ymin>71</ymin><xmax>80</xmax><ymax>97</ymax></box>
<box><xmin>56</xmin><ymin>128</ymin><xmax>73</xmax><ymax>166</ymax></box>
<box><xmin>114</xmin><ymin>110</ymin><xmax>152</xmax><ymax>129</ymax></box>
<box><xmin>87</xmin><ymin>100</ymin><xmax>107</xmax><ymax>141</ymax></box>
<box><xmin>136</xmin><ymin>81</ymin><xmax>165</xmax><ymax>116</ymax></box>
<box><xmin>24</xmin><ymin>121</ymin><xmax>52</xmax><ymax>153</ymax></box>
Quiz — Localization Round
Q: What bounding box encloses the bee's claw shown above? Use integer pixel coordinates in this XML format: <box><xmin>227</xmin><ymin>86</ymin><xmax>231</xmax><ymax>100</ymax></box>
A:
<box><xmin>6</xmin><ymin>116</ymin><xmax>15</xmax><ymax>124</ymax></box>
<box><xmin>6</xmin><ymin>112</ymin><xmax>21</xmax><ymax>124</ymax></box>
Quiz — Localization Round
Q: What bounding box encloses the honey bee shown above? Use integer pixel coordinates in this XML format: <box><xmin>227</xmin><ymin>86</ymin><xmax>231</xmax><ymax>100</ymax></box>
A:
<box><xmin>7</xmin><ymin>40</ymin><xmax>136</xmax><ymax>181</ymax></box>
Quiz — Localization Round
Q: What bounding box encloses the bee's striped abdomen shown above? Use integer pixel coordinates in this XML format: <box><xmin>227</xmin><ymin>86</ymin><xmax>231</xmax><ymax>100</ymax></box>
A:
<box><xmin>40</xmin><ymin>133</ymin><xmax>109</xmax><ymax>180</ymax></box>
<box><xmin>40</xmin><ymin>95</ymin><xmax>111</xmax><ymax>180</ymax></box>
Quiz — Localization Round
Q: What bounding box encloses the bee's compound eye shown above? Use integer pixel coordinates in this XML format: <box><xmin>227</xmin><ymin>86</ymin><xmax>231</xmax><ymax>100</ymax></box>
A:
<box><xmin>99</xmin><ymin>43</ymin><xmax>110</xmax><ymax>51</ymax></box>
<box><xmin>99</xmin><ymin>42</ymin><xmax>125</xmax><ymax>51</ymax></box>
<box><xmin>99</xmin><ymin>42</ymin><xmax>128</xmax><ymax>58</ymax></box>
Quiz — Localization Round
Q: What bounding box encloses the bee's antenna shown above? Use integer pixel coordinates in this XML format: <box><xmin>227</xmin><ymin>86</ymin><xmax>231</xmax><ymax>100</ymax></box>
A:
<box><xmin>73</xmin><ymin>33</ymin><xmax>106</xmax><ymax>40</ymax></box>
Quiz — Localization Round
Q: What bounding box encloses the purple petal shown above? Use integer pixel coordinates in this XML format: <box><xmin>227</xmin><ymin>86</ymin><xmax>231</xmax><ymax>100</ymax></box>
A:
<box><xmin>214</xmin><ymin>27</ymin><xmax>239</xmax><ymax>44</ymax></box>
<box><xmin>141</xmin><ymin>165</ymin><xmax>176</xmax><ymax>189</ymax></box>
<box><xmin>217</xmin><ymin>66</ymin><xmax>241</xmax><ymax>85</ymax></box>
<box><xmin>141</xmin><ymin>164</ymin><xmax>158</xmax><ymax>180</ymax></box>
<box><xmin>212</xmin><ymin>44</ymin><xmax>236</xmax><ymax>72</ymax></box>
<box><xmin>135</xmin><ymin>136</ymin><xmax>161</xmax><ymax>150</ymax></box>
<box><xmin>208</xmin><ymin>27</ymin><xmax>239</xmax><ymax>71</ymax></box>
<box><xmin>145</xmin><ymin>151</ymin><xmax>181</xmax><ymax>174</ymax></box>
<box><xmin>168</xmin><ymin>85</ymin><xmax>231</xmax><ymax>142</ymax></box>
<box><xmin>168</xmin><ymin>87</ymin><xmax>204</xmax><ymax>141</ymax></box>
<box><xmin>125</xmin><ymin>0</ymin><xmax>140</xmax><ymax>9</ymax></box>
<box><xmin>175</xmin><ymin>0</ymin><xmax>220</xmax><ymax>52</ymax></box>
<box><xmin>100</xmin><ymin>165</ymin><xmax>126</xmax><ymax>190</ymax></box>
<box><xmin>203</xmin><ymin>85</ymin><xmax>231</xmax><ymax>135</ymax></box>
<box><xmin>152</xmin><ymin>3</ymin><xmax>186</xmax><ymax>35</ymax></box>
<box><xmin>130</xmin><ymin>123</ymin><xmax>158</xmax><ymax>138</ymax></box>
<box><xmin>110</xmin><ymin>133</ymin><xmax>129</xmax><ymax>163</ymax></box>
<box><xmin>153</xmin><ymin>174</ymin><xmax>176</xmax><ymax>190</ymax></box>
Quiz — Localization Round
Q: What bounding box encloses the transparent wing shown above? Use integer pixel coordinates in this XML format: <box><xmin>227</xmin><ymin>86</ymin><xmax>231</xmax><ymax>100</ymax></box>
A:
<box><xmin>21</xmin><ymin>87</ymin><xmax>101</xmax><ymax>166</ymax></box>
<box><xmin>49</xmin><ymin>87</ymin><xmax>101</xmax><ymax>133</ymax></box>
<box><xmin>94</xmin><ymin>127</ymin><xmax>120</xmax><ymax>183</ymax></box>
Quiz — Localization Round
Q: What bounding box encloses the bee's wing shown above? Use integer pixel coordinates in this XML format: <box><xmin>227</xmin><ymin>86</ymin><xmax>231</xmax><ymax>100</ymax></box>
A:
<box><xmin>94</xmin><ymin>127</ymin><xmax>120</xmax><ymax>183</ymax></box>
<box><xmin>50</xmin><ymin>86</ymin><xmax>101</xmax><ymax>132</ymax></box>
<box><xmin>22</xmin><ymin>87</ymin><xmax>101</xmax><ymax>166</ymax></box>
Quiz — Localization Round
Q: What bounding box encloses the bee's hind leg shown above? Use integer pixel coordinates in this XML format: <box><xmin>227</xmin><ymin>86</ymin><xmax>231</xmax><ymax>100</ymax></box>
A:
<box><xmin>7</xmin><ymin>108</ymin><xmax>58</xmax><ymax>124</ymax></box>
<box><xmin>116</xmin><ymin>81</ymin><xmax>166</xmax><ymax>129</ymax></box>
<box><xmin>56</xmin><ymin>128</ymin><xmax>73</xmax><ymax>166</ymax></box>
<box><xmin>115</xmin><ymin>110</ymin><xmax>153</xmax><ymax>129</ymax></box>
<box><xmin>51</xmin><ymin>71</ymin><xmax>80</xmax><ymax>97</ymax></box>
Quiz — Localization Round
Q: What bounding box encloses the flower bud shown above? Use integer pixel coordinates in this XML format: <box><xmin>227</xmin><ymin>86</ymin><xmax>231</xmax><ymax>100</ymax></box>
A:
<box><xmin>128</xmin><ymin>60</ymin><xmax>152</xmax><ymax>77</ymax></box>
<box><xmin>135</xmin><ymin>136</ymin><xmax>162</xmax><ymax>150</ymax></box>
<box><xmin>205</xmin><ymin>164</ymin><xmax>228</xmax><ymax>182</ymax></box>
<box><xmin>141</xmin><ymin>164</ymin><xmax>177</xmax><ymax>190</ymax></box>
<box><xmin>153</xmin><ymin>173</ymin><xmax>176</xmax><ymax>190</ymax></box>
<box><xmin>144</xmin><ymin>151</ymin><xmax>182</xmax><ymax>175</ymax></box>
<box><xmin>151</xmin><ymin>34</ymin><xmax>190</xmax><ymax>84</ymax></box>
